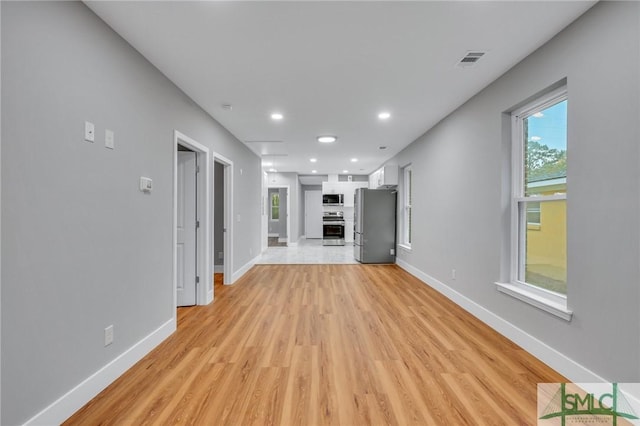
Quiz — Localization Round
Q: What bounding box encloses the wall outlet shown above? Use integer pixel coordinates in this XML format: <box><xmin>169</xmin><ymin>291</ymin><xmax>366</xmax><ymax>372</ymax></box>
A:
<box><xmin>451</xmin><ymin>269</ymin><xmax>456</xmax><ymax>280</ymax></box>
<box><xmin>104</xmin><ymin>325</ymin><xmax>114</xmax><ymax>347</ymax></box>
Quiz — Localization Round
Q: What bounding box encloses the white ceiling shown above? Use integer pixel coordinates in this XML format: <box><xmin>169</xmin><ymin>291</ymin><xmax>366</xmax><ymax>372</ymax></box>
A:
<box><xmin>86</xmin><ymin>1</ymin><xmax>594</xmax><ymax>176</ymax></box>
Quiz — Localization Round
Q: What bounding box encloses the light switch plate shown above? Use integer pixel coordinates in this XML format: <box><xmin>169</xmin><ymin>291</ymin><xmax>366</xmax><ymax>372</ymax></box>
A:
<box><xmin>140</xmin><ymin>177</ymin><xmax>153</xmax><ymax>192</ymax></box>
<box><xmin>104</xmin><ymin>325</ymin><xmax>114</xmax><ymax>346</ymax></box>
<box><xmin>105</xmin><ymin>129</ymin><xmax>114</xmax><ymax>149</ymax></box>
<box><xmin>84</xmin><ymin>121</ymin><xmax>95</xmax><ymax>142</ymax></box>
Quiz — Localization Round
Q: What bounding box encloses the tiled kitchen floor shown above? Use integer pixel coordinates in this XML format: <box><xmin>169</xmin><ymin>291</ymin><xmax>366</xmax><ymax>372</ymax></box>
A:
<box><xmin>256</xmin><ymin>238</ymin><xmax>358</xmax><ymax>264</ymax></box>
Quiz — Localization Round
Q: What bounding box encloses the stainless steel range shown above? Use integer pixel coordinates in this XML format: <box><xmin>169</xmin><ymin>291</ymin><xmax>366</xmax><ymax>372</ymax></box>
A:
<box><xmin>322</xmin><ymin>211</ymin><xmax>345</xmax><ymax>246</ymax></box>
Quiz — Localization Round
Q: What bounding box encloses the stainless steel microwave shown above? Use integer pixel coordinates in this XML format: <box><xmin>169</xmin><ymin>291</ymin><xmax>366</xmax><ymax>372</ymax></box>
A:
<box><xmin>322</xmin><ymin>193</ymin><xmax>344</xmax><ymax>205</ymax></box>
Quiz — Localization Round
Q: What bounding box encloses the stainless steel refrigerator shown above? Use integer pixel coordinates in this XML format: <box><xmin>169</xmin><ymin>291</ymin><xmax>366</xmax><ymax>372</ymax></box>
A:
<box><xmin>354</xmin><ymin>188</ymin><xmax>397</xmax><ymax>263</ymax></box>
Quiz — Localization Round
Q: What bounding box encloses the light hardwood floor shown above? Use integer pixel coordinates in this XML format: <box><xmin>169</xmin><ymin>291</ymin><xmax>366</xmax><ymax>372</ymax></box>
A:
<box><xmin>64</xmin><ymin>265</ymin><xmax>565</xmax><ymax>425</ymax></box>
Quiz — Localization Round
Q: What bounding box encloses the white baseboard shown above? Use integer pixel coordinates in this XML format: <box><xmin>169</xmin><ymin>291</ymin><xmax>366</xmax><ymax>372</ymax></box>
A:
<box><xmin>230</xmin><ymin>254</ymin><xmax>261</xmax><ymax>284</ymax></box>
<box><xmin>395</xmin><ymin>259</ymin><xmax>640</xmax><ymax>403</ymax></box>
<box><xmin>25</xmin><ymin>318</ymin><xmax>176</xmax><ymax>425</ymax></box>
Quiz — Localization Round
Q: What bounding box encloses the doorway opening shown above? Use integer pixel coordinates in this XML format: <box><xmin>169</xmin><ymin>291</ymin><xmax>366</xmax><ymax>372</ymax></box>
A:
<box><xmin>173</xmin><ymin>131</ymin><xmax>211</xmax><ymax>308</ymax></box>
<box><xmin>261</xmin><ymin>172</ymin><xmax>268</xmax><ymax>253</ymax></box>
<box><xmin>267</xmin><ymin>185</ymin><xmax>290</xmax><ymax>246</ymax></box>
<box><xmin>212</xmin><ymin>153</ymin><xmax>233</xmax><ymax>285</ymax></box>
<box><xmin>213</xmin><ymin>162</ymin><xmax>224</xmax><ymax>275</ymax></box>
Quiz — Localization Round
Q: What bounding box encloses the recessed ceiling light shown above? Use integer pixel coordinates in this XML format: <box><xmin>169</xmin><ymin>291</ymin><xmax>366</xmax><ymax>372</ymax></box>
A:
<box><xmin>378</xmin><ymin>112</ymin><xmax>391</xmax><ymax>120</ymax></box>
<box><xmin>271</xmin><ymin>113</ymin><xmax>283</xmax><ymax>120</ymax></box>
<box><xmin>310</xmin><ymin>158</ymin><xmax>317</xmax><ymax>163</ymax></box>
<box><xmin>317</xmin><ymin>136</ymin><xmax>337</xmax><ymax>143</ymax></box>
<box><xmin>311</xmin><ymin>170</ymin><xmax>317</xmax><ymax>174</ymax></box>
<box><xmin>343</xmin><ymin>170</ymin><xmax>349</xmax><ymax>173</ymax></box>
<box><xmin>268</xmin><ymin>168</ymin><xmax>277</xmax><ymax>172</ymax></box>
<box><xmin>350</xmin><ymin>158</ymin><xmax>358</xmax><ymax>162</ymax></box>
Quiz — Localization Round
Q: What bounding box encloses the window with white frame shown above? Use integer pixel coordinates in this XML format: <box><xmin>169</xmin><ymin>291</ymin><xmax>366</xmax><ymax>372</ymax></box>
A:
<box><xmin>497</xmin><ymin>86</ymin><xmax>571</xmax><ymax>320</ymax></box>
<box><xmin>270</xmin><ymin>192</ymin><xmax>280</xmax><ymax>221</ymax></box>
<box><xmin>401</xmin><ymin>164</ymin><xmax>412</xmax><ymax>248</ymax></box>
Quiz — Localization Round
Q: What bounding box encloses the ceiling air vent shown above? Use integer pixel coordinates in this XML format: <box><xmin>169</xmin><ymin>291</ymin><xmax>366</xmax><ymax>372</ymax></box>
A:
<box><xmin>456</xmin><ymin>51</ymin><xmax>486</xmax><ymax>68</ymax></box>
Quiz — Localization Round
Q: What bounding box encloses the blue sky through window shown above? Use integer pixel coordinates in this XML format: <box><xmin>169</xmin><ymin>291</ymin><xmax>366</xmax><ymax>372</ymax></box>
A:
<box><xmin>527</xmin><ymin>100</ymin><xmax>567</xmax><ymax>151</ymax></box>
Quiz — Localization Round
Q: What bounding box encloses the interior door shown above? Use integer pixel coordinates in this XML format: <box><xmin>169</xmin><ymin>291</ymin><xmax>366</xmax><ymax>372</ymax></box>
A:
<box><xmin>177</xmin><ymin>151</ymin><xmax>197</xmax><ymax>306</ymax></box>
<box><xmin>305</xmin><ymin>190</ymin><xmax>323</xmax><ymax>238</ymax></box>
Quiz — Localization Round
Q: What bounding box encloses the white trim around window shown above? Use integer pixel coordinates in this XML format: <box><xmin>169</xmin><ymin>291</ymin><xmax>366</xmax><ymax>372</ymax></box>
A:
<box><xmin>496</xmin><ymin>85</ymin><xmax>572</xmax><ymax>321</ymax></box>
<box><xmin>269</xmin><ymin>191</ymin><xmax>280</xmax><ymax>222</ymax></box>
<box><xmin>399</xmin><ymin>164</ymin><xmax>412</xmax><ymax>250</ymax></box>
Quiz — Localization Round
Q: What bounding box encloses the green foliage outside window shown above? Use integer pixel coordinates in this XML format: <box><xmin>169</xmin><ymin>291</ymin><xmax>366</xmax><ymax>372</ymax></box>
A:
<box><xmin>271</xmin><ymin>193</ymin><xmax>280</xmax><ymax>220</ymax></box>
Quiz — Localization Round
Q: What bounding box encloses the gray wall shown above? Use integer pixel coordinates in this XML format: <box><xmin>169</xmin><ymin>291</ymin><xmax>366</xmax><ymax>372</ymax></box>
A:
<box><xmin>300</xmin><ymin>184</ymin><xmax>322</xmax><ymax>238</ymax></box>
<box><xmin>391</xmin><ymin>1</ymin><xmax>639</xmax><ymax>383</ymax></box>
<box><xmin>0</xmin><ymin>2</ymin><xmax>3</xmax><ymax>422</ymax></box>
<box><xmin>1</xmin><ymin>2</ymin><xmax>261</xmax><ymax>424</ymax></box>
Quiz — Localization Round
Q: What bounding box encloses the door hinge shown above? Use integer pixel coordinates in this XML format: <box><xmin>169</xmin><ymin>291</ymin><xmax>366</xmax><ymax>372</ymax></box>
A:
<box><xmin>196</xmin><ymin>165</ymin><xmax>200</xmax><ymax>173</ymax></box>
<box><xmin>196</xmin><ymin>276</ymin><xmax>200</xmax><ymax>284</ymax></box>
<box><xmin>196</xmin><ymin>220</ymin><xmax>200</xmax><ymax>228</ymax></box>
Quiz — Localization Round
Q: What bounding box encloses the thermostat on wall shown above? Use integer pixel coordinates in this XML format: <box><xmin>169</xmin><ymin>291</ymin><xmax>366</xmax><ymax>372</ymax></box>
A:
<box><xmin>140</xmin><ymin>177</ymin><xmax>153</xmax><ymax>192</ymax></box>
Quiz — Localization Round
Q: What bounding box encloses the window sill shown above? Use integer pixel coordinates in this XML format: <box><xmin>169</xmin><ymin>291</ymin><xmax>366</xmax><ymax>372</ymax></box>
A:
<box><xmin>495</xmin><ymin>282</ymin><xmax>573</xmax><ymax>321</ymax></box>
<box><xmin>398</xmin><ymin>244</ymin><xmax>412</xmax><ymax>252</ymax></box>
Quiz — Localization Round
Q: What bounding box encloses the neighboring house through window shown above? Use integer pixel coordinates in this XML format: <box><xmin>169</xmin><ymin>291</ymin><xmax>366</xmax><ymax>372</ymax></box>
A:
<box><xmin>497</xmin><ymin>85</ymin><xmax>571</xmax><ymax>321</ymax></box>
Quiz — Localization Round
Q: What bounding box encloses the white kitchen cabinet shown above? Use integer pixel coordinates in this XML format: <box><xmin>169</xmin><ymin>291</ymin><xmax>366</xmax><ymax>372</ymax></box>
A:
<box><xmin>322</xmin><ymin>182</ymin><xmax>341</xmax><ymax>194</ymax></box>
<box><xmin>369</xmin><ymin>165</ymin><xmax>398</xmax><ymax>189</ymax></box>
<box><xmin>344</xmin><ymin>218</ymin><xmax>355</xmax><ymax>243</ymax></box>
<box><xmin>322</xmin><ymin>181</ymin><xmax>368</xmax><ymax>207</ymax></box>
<box><xmin>368</xmin><ymin>170</ymin><xmax>379</xmax><ymax>188</ymax></box>
<box><xmin>343</xmin><ymin>182</ymin><xmax>368</xmax><ymax>207</ymax></box>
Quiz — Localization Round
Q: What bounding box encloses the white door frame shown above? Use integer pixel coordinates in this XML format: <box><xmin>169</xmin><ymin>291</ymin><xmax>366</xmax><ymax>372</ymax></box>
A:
<box><xmin>212</xmin><ymin>152</ymin><xmax>234</xmax><ymax>286</ymax></box>
<box><xmin>173</xmin><ymin>130</ymin><xmax>212</xmax><ymax>306</ymax></box>
<box><xmin>261</xmin><ymin>172</ymin><xmax>268</xmax><ymax>253</ymax></box>
<box><xmin>267</xmin><ymin>185</ymin><xmax>290</xmax><ymax>245</ymax></box>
